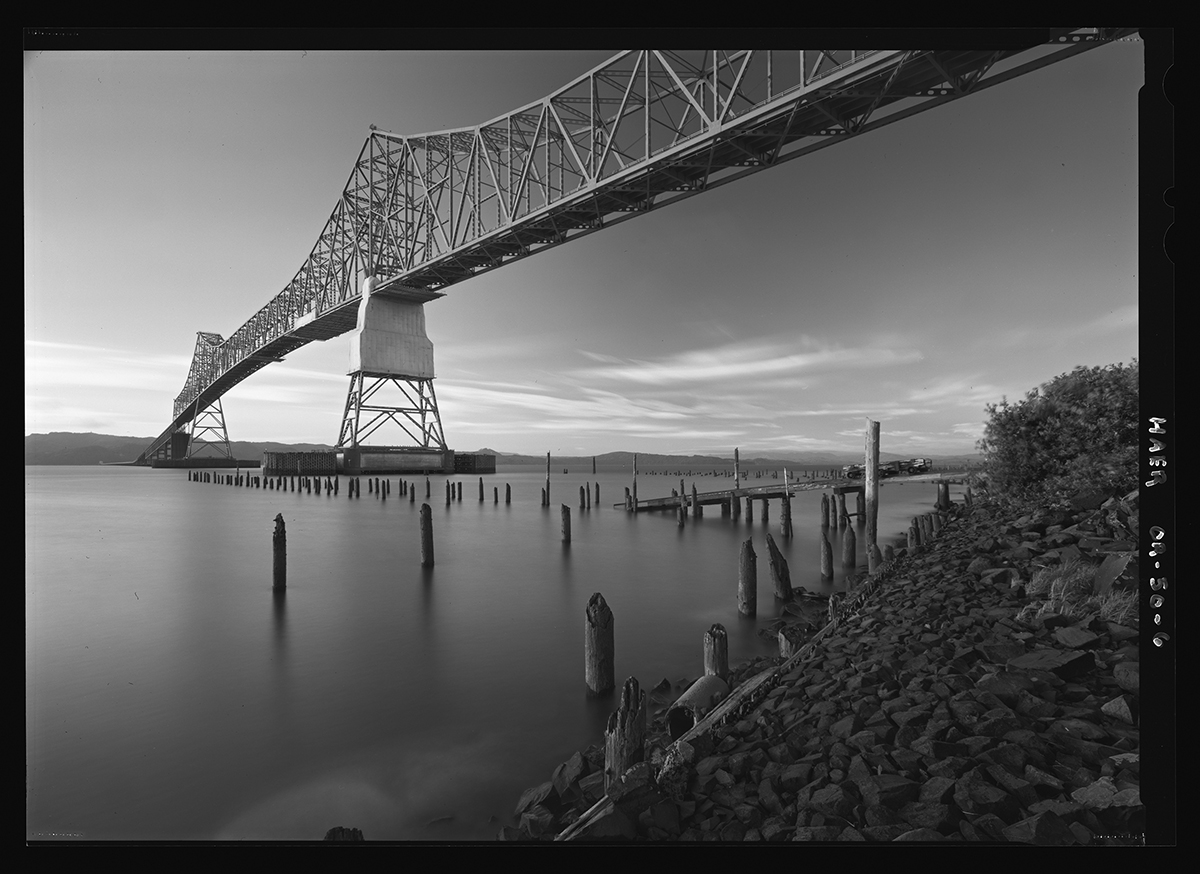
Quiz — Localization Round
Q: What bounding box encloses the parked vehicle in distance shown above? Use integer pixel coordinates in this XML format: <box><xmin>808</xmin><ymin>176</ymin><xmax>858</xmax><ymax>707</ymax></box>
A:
<box><xmin>843</xmin><ymin>463</ymin><xmax>864</xmax><ymax>479</ymax></box>
<box><xmin>908</xmin><ymin>458</ymin><xmax>933</xmax><ymax>473</ymax></box>
<box><xmin>880</xmin><ymin>461</ymin><xmax>904</xmax><ymax>478</ymax></box>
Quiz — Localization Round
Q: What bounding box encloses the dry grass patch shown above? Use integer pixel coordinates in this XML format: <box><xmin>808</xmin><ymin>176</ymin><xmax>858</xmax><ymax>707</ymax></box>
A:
<box><xmin>1018</xmin><ymin>559</ymin><xmax>1138</xmax><ymax>626</ymax></box>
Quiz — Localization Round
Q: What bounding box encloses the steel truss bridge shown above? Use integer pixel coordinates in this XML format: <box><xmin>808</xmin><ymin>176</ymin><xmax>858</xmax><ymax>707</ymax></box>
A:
<box><xmin>141</xmin><ymin>30</ymin><xmax>1136</xmax><ymax>463</ymax></box>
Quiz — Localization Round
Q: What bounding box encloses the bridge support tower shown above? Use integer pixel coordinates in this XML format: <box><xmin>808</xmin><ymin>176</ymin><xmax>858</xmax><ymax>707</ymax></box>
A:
<box><xmin>336</xmin><ymin>277</ymin><xmax>454</xmax><ymax>475</ymax></box>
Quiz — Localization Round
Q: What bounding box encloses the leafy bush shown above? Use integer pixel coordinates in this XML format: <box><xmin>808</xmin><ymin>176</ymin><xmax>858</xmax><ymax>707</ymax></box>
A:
<box><xmin>976</xmin><ymin>361</ymin><xmax>1138</xmax><ymax>506</ymax></box>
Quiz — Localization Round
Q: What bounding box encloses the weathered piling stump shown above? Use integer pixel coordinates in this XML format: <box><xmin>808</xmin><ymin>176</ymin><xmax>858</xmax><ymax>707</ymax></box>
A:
<box><xmin>779</xmin><ymin>624</ymin><xmax>807</xmax><ymax>659</ymax></box>
<box><xmin>761</xmin><ymin>497</ymin><xmax>768</xmax><ymax>524</ymax></box>
<box><xmin>780</xmin><ymin>495</ymin><xmax>793</xmax><ymax>539</ymax></box>
<box><xmin>580</xmin><ymin>485</ymin><xmax>586</xmax><ymax>510</ymax></box>
<box><xmin>703</xmin><ymin>624</ymin><xmax>728</xmax><ymax>683</ymax></box>
<box><xmin>837</xmin><ymin>493</ymin><xmax>849</xmax><ymax>527</ymax></box>
<box><xmin>765</xmin><ymin>533</ymin><xmax>792</xmax><ymax>601</ymax></box>
<box><xmin>505</xmin><ymin>484</ymin><xmax>511</xmax><ymax>504</ymax></box>
<box><xmin>737</xmin><ymin>538</ymin><xmax>757</xmax><ymax>617</ymax></box>
<box><xmin>541</xmin><ymin>487</ymin><xmax>547</xmax><ymax>506</ymax></box>
<box><xmin>677</xmin><ymin>494</ymin><xmax>685</xmax><ymax>528</ymax></box>
<box><xmin>692</xmin><ymin>484</ymin><xmax>701</xmax><ymax>519</ymax></box>
<box><xmin>731</xmin><ymin>491</ymin><xmax>740</xmax><ymax>520</ymax></box>
<box><xmin>883</xmin><ymin>544</ymin><xmax>895</xmax><ymax>562</ymax></box>
<box><xmin>425</xmin><ymin>477</ymin><xmax>430</xmax><ymax>498</ymax></box>
<box><xmin>820</xmin><ymin>493</ymin><xmax>829</xmax><ymax>527</ymax></box>
<box><xmin>908</xmin><ymin>523</ymin><xmax>920</xmax><ymax>552</ymax></box>
<box><xmin>586</xmin><ymin>484</ymin><xmax>591</xmax><ymax>509</ymax></box>
<box><xmin>856</xmin><ymin>489</ymin><xmax>866</xmax><ymax>521</ymax></box>
<box><xmin>965</xmin><ymin>486</ymin><xmax>973</xmax><ymax>507</ymax></box>
<box><xmin>842</xmin><ymin>525</ymin><xmax>856</xmax><ymax>568</ymax></box>
<box><xmin>594</xmin><ymin>482</ymin><xmax>600</xmax><ymax>505</ymax></box>
<box><xmin>868</xmin><ymin>543</ymin><xmax>882</xmax><ymax>573</ymax></box>
<box><xmin>820</xmin><ymin>530</ymin><xmax>833</xmax><ymax>579</ymax></box>
<box><xmin>420</xmin><ymin>503</ymin><xmax>434</xmax><ymax>567</ymax></box>
<box><xmin>604</xmin><ymin>677</ymin><xmax>646</xmax><ymax>791</ymax></box>
<box><xmin>494</xmin><ymin>487</ymin><xmax>498</xmax><ymax>504</ymax></box>
<box><xmin>446</xmin><ymin>482</ymin><xmax>452</xmax><ymax>506</ymax></box>
<box><xmin>479</xmin><ymin>477</ymin><xmax>484</xmax><ymax>502</ymax></box>
<box><xmin>745</xmin><ymin>496</ymin><xmax>753</xmax><ymax>523</ymax></box>
<box><xmin>456</xmin><ymin>482</ymin><xmax>462</xmax><ymax>501</ymax></box>
<box><xmin>584</xmin><ymin>593</ymin><xmax>615</xmax><ymax>694</ymax></box>
<box><xmin>624</xmin><ymin>487</ymin><xmax>632</xmax><ymax>512</ymax></box>
<box><xmin>931</xmin><ymin>512</ymin><xmax>942</xmax><ymax>534</ymax></box>
<box><xmin>561</xmin><ymin>505</ymin><xmax>571</xmax><ymax>543</ymax></box>
<box><xmin>409</xmin><ymin>483</ymin><xmax>414</xmax><ymax>503</ymax></box>
<box><xmin>272</xmin><ymin>514</ymin><xmax>286</xmax><ymax>591</ymax></box>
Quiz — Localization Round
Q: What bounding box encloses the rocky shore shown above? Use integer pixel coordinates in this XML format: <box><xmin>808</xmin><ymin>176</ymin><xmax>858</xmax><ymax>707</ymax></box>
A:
<box><xmin>505</xmin><ymin>485</ymin><xmax>1143</xmax><ymax>844</ymax></box>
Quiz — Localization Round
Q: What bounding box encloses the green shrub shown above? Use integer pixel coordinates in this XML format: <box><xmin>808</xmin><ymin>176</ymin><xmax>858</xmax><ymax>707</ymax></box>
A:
<box><xmin>976</xmin><ymin>361</ymin><xmax>1138</xmax><ymax>506</ymax></box>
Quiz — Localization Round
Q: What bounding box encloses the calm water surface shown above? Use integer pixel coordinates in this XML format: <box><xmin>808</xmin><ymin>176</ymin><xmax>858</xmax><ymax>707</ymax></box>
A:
<box><xmin>26</xmin><ymin>465</ymin><xmax>957</xmax><ymax>840</ymax></box>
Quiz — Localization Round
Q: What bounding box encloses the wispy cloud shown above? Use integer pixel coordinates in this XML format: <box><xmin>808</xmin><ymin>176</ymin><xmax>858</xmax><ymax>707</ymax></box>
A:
<box><xmin>572</xmin><ymin>338</ymin><xmax>922</xmax><ymax>386</ymax></box>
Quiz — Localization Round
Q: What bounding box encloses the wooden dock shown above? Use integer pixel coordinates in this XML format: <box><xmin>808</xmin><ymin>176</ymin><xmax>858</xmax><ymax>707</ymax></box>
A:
<box><xmin>615</xmin><ymin>480</ymin><xmax>853</xmax><ymax>513</ymax></box>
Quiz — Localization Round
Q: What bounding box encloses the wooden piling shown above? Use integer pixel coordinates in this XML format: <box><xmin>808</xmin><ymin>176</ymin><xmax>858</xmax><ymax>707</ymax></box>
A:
<box><xmin>580</xmin><ymin>485</ymin><xmax>586</xmax><ymax>510</ymax></box>
<box><xmin>545</xmin><ymin>452</ymin><xmax>551</xmax><ymax>507</ymax></box>
<box><xmin>456</xmin><ymin>482</ymin><xmax>462</xmax><ymax>501</ymax></box>
<box><xmin>409</xmin><ymin>483</ymin><xmax>415</xmax><ymax>503</ymax></box>
<box><xmin>820</xmin><ymin>493</ymin><xmax>829</xmax><ymax>527</ymax></box>
<box><xmin>446</xmin><ymin>482</ymin><xmax>452</xmax><ymax>506</ymax></box>
<box><xmin>420</xmin><ymin>503</ymin><xmax>434</xmax><ymax>567</ymax></box>
<box><xmin>594</xmin><ymin>482</ymin><xmax>599</xmax><ymax>505</ymax></box>
<box><xmin>631</xmin><ymin>454</ymin><xmax>638</xmax><ymax>513</ymax></box>
<box><xmin>765</xmin><ymin>533</ymin><xmax>792</xmax><ymax>602</ymax></box>
<box><xmin>604</xmin><ymin>677</ymin><xmax>646</xmax><ymax>790</ymax></box>
<box><xmin>704</xmin><ymin>624</ymin><xmax>729</xmax><ymax>683</ymax></box>
<box><xmin>828</xmin><ymin>490</ymin><xmax>838</xmax><ymax>528</ymax></box>
<box><xmin>837</xmin><ymin>493</ymin><xmax>849</xmax><ymax>527</ymax></box>
<box><xmin>479</xmin><ymin>477</ymin><xmax>484</xmax><ymax>502</ymax></box>
<box><xmin>745</xmin><ymin>496</ymin><xmax>753</xmax><ymax>523</ymax></box>
<box><xmin>592</xmin><ymin>456</ymin><xmax>596</xmax><ymax>475</ymax></box>
<box><xmin>820</xmin><ymin>530</ymin><xmax>833</xmax><ymax>579</ymax></box>
<box><xmin>842</xmin><ymin>525</ymin><xmax>857</xmax><ymax>568</ymax></box>
<box><xmin>586</xmin><ymin>484</ymin><xmax>591</xmax><ymax>509</ymax></box>
<box><xmin>738</xmin><ymin>538</ymin><xmax>756</xmax><ymax>617</ymax></box>
<box><xmin>780</xmin><ymin>494</ymin><xmax>792</xmax><ymax>539</ymax></box>
<box><xmin>272</xmin><ymin>514</ymin><xmax>286</xmax><ymax>591</ymax></box>
<box><xmin>734</xmin><ymin>447</ymin><xmax>740</xmax><ymax>490</ymax></box>
<box><xmin>505</xmin><ymin>483</ymin><xmax>511</xmax><ymax>504</ymax></box>
<box><xmin>693</xmin><ymin>485</ymin><xmax>701</xmax><ymax>519</ymax></box>
<box><xmin>856</xmin><ymin>489</ymin><xmax>866</xmax><ymax>521</ymax></box>
<box><xmin>425</xmin><ymin>477</ymin><xmax>430</xmax><ymax>498</ymax></box>
<box><xmin>624</xmin><ymin>487</ymin><xmax>632</xmax><ymax>512</ymax></box>
<box><xmin>494</xmin><ymin>486</ymin><xmax>499</xmax><ymax>504</ymax></box>
<box><xmin>868</xmin><ymin>543</ymin><xmax>882</xmax><ymax>573</ymax></box>
<box><xmin>585</xmin><ymin>593</ymin><xmax>615</xmax><ymax>694</ymax></box>
<box><xmin>884</xmin><ymin>544</ymin><xmax>895</xmax><ymax>563</ymax></box>
<box><xmin>562</xmin><ymin>505</ymin><xmax>571</xmax><ymax>543</ymax></box>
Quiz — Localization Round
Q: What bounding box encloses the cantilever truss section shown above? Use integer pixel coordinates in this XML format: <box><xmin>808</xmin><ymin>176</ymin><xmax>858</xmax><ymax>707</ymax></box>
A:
<box><xmin>145</xmin><ymin>31</ymin><xmax>1137</xmax><ymax>465</ymax></box>
<box><xmin>337</xmin><ymin>372</ymin><xmax>447</xmax><ymax>451</ymax></box>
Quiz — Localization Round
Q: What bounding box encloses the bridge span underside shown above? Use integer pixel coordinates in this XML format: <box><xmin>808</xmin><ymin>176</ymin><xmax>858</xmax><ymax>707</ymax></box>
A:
<box><xmin>142</xmin><ymin>33</ymin><xmax>1135</xmax><ymax>463</ymax></box>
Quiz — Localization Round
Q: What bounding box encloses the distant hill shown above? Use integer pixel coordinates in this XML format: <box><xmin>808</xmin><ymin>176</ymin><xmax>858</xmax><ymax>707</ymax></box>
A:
<box><xmin>24</xmin><ymin>432</ymin><xmax>334</xmax><ymax>466</ymax></box>
<box><xmin>25</xmin><ymin>433</ymin><xmax>981</xmax><ymax>469</ymax></box>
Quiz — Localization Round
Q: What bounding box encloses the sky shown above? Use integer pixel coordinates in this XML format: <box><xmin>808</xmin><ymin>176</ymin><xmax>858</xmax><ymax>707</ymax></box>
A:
<box><xmin>24</xmin><ymin>37</ymin><xmax>1147</xmax><ymax>459</ymax></box>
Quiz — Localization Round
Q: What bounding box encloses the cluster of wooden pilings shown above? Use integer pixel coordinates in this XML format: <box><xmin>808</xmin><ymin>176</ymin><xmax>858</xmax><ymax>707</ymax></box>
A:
<box><xmin>584</xmin><ymin>592</ymin><xmax>738</xmax><ymax>790</ymax></box>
